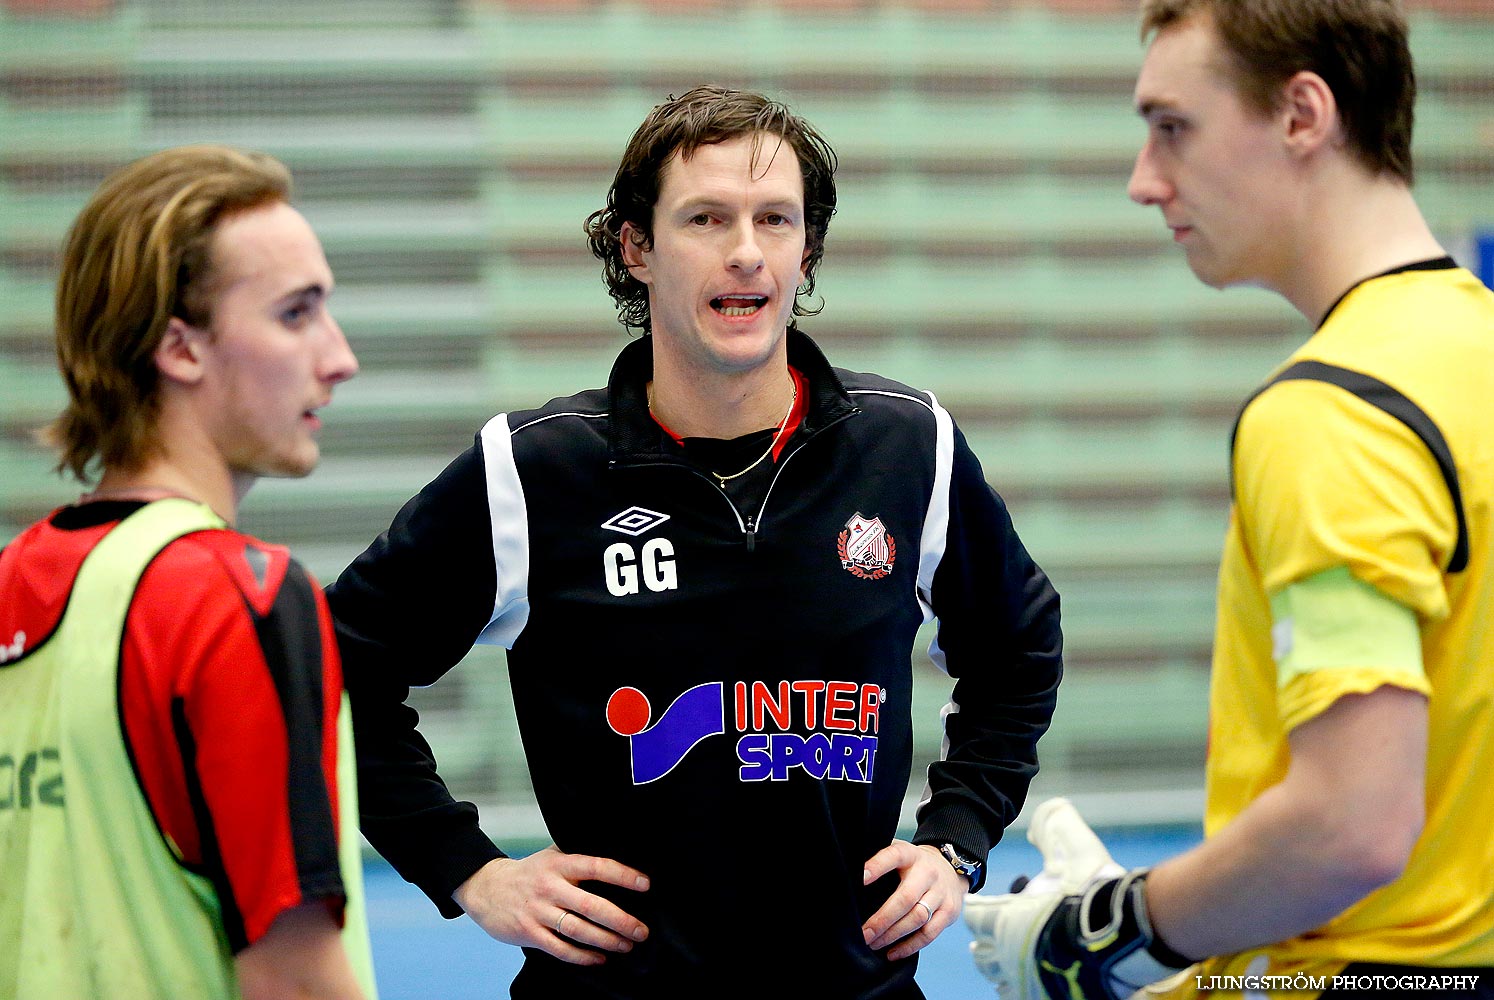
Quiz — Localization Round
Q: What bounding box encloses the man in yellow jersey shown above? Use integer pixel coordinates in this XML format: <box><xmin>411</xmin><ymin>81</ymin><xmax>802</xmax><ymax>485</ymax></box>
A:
<box><xmin>964</xmin><ymin>1</ymin><xmax>1494</xmax><ymax>997</ymax></box>
<box><xmin>0</xmin><ymin>146</ymin><xmax>375</xmax><ymax>1000</ymax></box>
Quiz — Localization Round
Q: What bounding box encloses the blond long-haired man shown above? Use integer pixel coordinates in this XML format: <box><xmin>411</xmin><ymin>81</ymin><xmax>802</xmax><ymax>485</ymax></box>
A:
<box><xmin>0</xmin><ymin>145</ymin><xmax>373</xmax><ymax>1000</ymax></box>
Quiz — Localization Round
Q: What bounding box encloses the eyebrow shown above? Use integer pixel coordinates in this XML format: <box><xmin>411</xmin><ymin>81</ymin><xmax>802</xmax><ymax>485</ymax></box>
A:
<box><xmin>673</xmin><ymin>196</ymin><xmax>802</xmax><ymax>215</ymax></box>
<box><xmin>1136</xmin><ymin>98</ymin><xmax>1180</xmax><ymax>119</ymax></box>
<box><xmin>276</xmin><ymin>283</ymin><xmax>329</xmax><ymax>305</ymax></box>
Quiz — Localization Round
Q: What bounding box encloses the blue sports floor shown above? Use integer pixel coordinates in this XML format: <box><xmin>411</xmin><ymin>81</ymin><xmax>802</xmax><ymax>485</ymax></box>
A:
<box><xmin>366</xmin><ymin>824</ymin><xmax>1203</xmax><ymax>999</ymax></box>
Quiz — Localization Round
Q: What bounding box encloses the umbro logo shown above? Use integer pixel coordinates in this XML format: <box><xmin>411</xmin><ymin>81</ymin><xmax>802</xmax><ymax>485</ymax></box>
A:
<box><xmin>601</xmin><ymin>506</ymin><xmax>671</xmax><ymax>537</ymax></box>
<box><xmin>602</xmin><ymin>508</ymin><xmax>677</xmax><ymax>596</ymax></box>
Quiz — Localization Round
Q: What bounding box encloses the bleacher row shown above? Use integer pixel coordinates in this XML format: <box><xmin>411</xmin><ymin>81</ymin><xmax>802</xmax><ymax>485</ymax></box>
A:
<box><xmin>3</xmin><ymin>0</ymin><xmax>1491</xmax><ymax>825</ymax></box>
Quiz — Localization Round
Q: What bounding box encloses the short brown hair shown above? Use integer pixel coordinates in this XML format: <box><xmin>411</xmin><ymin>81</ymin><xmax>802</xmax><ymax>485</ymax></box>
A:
<box><xmin>47</xmin><ymin>144</ymin><xmax>291</xmax><ymax>482</ymax></box>
<box><xmin>584</xmin><ymin>85</ymin><xmax>838</xmax><ymax>334</ymax></box>
<box><xmin>1140</xmin><ymin>0</ymin><xmax>1416</xmax><ymax>182</ymax></box>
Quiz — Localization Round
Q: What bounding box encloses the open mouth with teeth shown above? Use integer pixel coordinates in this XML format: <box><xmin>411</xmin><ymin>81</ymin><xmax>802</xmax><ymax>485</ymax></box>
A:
<box><xmin>711</xmin><ymin>294</ymin><xmax>768</xmax><ymax>318</ymax></box>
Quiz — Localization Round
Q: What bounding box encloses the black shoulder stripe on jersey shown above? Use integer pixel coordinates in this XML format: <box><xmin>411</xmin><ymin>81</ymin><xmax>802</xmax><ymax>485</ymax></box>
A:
<box><xmin>172</xmin><ymin>697</ymin><xmax>249</xmax><ymax>952</ymax></box>
<box><xmin>1230</xmin><ymin>359</ymin><xmax>1469</xmax><ymax>574</ymax></box>
<box><xmin>250</xmin><ymin>559</ymin><xmax>343</xmax><ymax>897</ymax></box>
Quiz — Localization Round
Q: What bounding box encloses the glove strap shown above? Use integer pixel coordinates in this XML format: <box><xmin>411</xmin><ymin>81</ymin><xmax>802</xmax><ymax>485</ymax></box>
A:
<box><xmin>1034</xmin><ymin>869</ymin><xmax>1192</xmax><ymax>1000</ymax></box>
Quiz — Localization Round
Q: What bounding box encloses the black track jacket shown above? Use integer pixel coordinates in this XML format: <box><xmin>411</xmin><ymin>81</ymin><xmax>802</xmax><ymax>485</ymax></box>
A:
<box><xmin>328</xmin><ymin>329</ymin><xmax>1063</xmax><ymax>1000</ymax></box>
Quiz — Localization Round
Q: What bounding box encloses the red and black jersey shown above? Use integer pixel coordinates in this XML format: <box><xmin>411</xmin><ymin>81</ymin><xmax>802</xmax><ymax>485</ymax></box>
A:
<box><xmin>0</xmin><ymin>500</ymin><xmax>348</xmax><ymax>950</ymax></box>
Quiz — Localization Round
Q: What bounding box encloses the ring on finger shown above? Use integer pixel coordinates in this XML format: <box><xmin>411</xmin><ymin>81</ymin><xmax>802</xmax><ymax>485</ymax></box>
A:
<box><xmin>915</xmin><ymin>899</ymin><xmax>934</xmax><ymax>923</ymax></box>
<box><xmin>556</xmin><ymin>910</ymin><xmax>573</xmax><ymax>936</ymax></box>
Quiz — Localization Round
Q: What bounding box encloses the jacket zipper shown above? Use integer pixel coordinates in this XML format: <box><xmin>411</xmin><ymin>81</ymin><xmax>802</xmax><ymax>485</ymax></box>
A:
<box><xmin>745</xmin><ymin>409</ymin><xmax>857</xmax><ymax>552</ymax></box>
<box><xmin>614</xmin><ymin>408</ymin><xmax>859</xmax><ymax>552</ymax></box>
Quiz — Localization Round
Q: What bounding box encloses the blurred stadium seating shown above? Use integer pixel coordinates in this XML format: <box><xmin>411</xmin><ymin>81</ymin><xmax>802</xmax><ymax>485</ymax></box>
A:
<box><xmin>2</xmin><ymin>0</ymin><xmax>1490</xmax><ymax>832</ymax></box>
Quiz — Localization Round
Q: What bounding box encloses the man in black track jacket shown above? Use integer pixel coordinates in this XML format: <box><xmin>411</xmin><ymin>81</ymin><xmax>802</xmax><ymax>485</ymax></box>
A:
<box><xmin>328</xmin><ymin>85</ymin><xmax>1063</xmax><ymax>1000</ymax></box>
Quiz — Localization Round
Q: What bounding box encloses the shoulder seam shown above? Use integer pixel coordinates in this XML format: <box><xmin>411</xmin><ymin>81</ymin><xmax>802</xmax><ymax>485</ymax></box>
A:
<box><xmin>847</xmin><ymin>388</ymin><xmax>935</xmax><ymax>415</ymax></box>
<box><xmin>1230</xmin><ymin>360</ymin><xmax>1469</xmax><ymax>574</ymax></box>
<box><xmin>511</xmin><ymin>410</ymin><xmax>609</xmax><ymax>435</ymax></box>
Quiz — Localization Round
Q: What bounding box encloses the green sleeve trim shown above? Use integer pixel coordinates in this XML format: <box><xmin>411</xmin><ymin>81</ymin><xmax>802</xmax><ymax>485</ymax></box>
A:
<box><xmin>1269</xmin><ymin>565</ymin><xmax>1425</xmax><ymax>691</ymax></box>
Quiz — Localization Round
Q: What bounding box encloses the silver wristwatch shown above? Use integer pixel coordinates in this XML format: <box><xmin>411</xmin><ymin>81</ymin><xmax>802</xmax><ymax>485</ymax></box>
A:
<box><xmin>939</xmin><ymin>843</ymin><xmax>983</xmax><ymax>888</ymax></box>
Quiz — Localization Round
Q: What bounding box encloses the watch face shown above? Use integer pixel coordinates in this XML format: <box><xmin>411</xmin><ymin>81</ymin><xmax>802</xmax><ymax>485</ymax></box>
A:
<box><xmin>942</xmin><ymin>843</ymin><xmax>981</xmax><ymax>875</ymax></box>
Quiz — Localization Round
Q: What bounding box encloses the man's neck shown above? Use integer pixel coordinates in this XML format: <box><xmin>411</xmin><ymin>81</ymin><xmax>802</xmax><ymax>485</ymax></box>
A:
<box><xmin>91</xmin><ymin>452</ymin><xmax>241</xmax><ymax>526</ymax></box>
<box><xmin>1275</xmin><ymin>168</ymin><xmax>1445</xmax><ymax>324</ymax></box>
<box><xmin>648</xmin><ymin>357</ymin><xmax>797</xmax><ymax>441</ymax></box>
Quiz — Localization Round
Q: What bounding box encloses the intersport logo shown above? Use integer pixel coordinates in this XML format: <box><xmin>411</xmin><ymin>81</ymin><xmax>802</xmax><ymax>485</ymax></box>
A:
<box><xmin>606</xmin><ymin>679</ymin><xmax>884</xmax><ymax>786</ymax></box>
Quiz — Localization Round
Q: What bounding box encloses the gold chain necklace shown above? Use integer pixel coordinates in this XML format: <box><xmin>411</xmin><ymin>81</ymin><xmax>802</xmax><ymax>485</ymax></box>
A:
<box><xmin>649</xmin><ymin>379</ymin><xmax>799</xmax><ymax>487</ymax></box>
<box><xmin>709</xmin><ymin>382</ymin><xmax>797</xmax><ymax>486</ymax></box>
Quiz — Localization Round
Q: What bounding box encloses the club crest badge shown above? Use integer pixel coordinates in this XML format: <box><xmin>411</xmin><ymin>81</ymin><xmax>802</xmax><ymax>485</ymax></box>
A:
<box><xmin>838</xmin><ymin>513</ymin><xmax>895</xmax><ymax>580</ymax></box>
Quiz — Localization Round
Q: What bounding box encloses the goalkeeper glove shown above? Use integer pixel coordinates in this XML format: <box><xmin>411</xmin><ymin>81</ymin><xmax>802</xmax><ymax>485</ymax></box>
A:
<box><xmin>965</xmin><ymin>798</ymin><xmax>1191</xmax><ymax>1000</ymax></box>
<box><xmin>1007</xmin><ymin>797</ymin><xmax>1125</xmax><ymax>895</ymax></box>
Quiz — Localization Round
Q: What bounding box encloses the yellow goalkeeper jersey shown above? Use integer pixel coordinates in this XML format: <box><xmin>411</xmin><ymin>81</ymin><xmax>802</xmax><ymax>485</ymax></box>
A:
<box><xmin>1185</xmin><ymin>260</ymin><xmax>1494</xmax><ymax>991</ymax></box>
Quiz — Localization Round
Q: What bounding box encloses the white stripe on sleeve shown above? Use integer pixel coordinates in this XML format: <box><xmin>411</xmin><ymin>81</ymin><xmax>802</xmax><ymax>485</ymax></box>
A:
<box><xmin>916</xmin><ymin>391</ymin><xmax>955</xmax><ymax>624</ymax></box>
<box><xmin>476</xmin><ymin>413</ymin><xmax>531</xmax><ymax>648</ymax></box>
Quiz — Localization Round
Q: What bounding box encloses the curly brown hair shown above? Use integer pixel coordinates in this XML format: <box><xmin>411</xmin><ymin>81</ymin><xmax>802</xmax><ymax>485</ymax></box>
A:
<box><xmin>584</xmin><ymin>85</ymin><xmax>838</xmax><ymax>334</ymax></box>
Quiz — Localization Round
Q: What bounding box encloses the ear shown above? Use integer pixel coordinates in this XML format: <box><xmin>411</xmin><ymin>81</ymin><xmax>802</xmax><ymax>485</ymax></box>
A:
<box><xmin>1280</xmin><ymin>70</ymin><xmax>1340</xmax><ymax>157</ymax></box>
<box><xmin>619</xmin><ymin>221</ymin><xmax>653</xmax><ymax>286</ymax></box>
<box><xmin>154</xmin><ymin>316</ymin><xmax>208</xmax><ymax>386</ymax></box>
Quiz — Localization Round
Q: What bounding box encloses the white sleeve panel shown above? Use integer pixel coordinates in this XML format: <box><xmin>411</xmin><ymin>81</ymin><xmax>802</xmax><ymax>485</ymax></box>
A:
<box><xmin>920</xmin><ymin>398</ymin><xmax>956</xmax><ymax>801</ymax></box>
<box><xmin>915</xmin><ymin>668</ymin><xmax>959</xmax><ymax>810</ymax></box>
<box><xmin>916</xmin><ymin>391</ymin><xmax>955</xmax><ymax>623</ymax></box>
<box><xmin>476</xmin><ymin>413</ymin><xmax>531</xmax><ymax>648</ymax></box>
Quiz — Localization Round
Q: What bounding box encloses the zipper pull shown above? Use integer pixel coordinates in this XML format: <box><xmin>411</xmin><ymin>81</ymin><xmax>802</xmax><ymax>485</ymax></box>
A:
<box><xmin>744</xmin><ymin>516</ymin><xmax>757</xmax><ymax>553</ymax></box>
